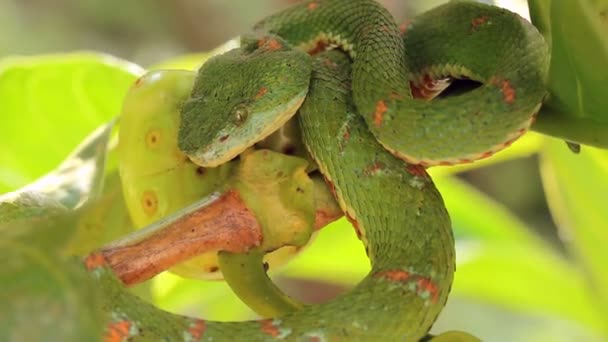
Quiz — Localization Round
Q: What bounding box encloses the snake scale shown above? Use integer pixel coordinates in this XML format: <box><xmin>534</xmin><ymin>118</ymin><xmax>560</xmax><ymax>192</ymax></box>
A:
<box><xmin>109</xmin><ymin>0</ymin><xmax>549</xmax><ymax>340</ymax></box>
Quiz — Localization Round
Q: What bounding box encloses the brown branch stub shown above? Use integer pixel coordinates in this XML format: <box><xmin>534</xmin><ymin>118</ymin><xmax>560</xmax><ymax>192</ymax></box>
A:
<box><xmin>101</xmin><ymin>188</ymin><xmax>344</xmax><ymax>286</ymax></box>
<box><xmin>101</xmin><ymin>190</ymin><xmax>262</xmax><ymax>285</ymax></box>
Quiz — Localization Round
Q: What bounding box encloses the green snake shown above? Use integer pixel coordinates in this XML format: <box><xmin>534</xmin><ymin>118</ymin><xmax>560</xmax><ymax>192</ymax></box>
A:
<box><xmin>178</xmin><ymin>0</ymin><xmax>548</xmax><ymax>167</ymax></box>
<box><xmin>111</xmin><ymin>0</ymin><xmax>548</xmax><ymax>340</ymax></box>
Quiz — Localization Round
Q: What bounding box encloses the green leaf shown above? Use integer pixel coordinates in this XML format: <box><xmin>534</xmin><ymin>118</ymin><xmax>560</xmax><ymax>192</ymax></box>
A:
<box><xmin>432</xmin><ymin>176</ymin><xmax>548</xmax><ymax>246</ymax></box>
<box><xmin>435</xmin><ymin>176</ymin><xmax>605</xmax><ymax>334</ymax></box>
<box><xmin>0</xmin><ymin>53</ymin><xmax>142</xmax><ymax>193</ymax></box>
<box><xmin>0</xmin><ymin>119</ymin><xmax>116</xmax><ymax>341</ymax></box>
<box><xmin>151</xmin><ymin>271</ymin><xmax>256</xmax><ymax>321</ymax></box>
<box><xmin>529</xmin><ymin>0</ymin><xmax>608</xmax><ymax>147</ymax></box>
<box><xmin>0</xmin><ymin>243</ymin><xmax>103</xmax><ymax>342</ymax></box>
<box><xmin>0</xmin><ymin>121</ymin><xmax>115</xmax><ymax>249</ymax></box>
<box><xmin>279</xmin><ymin>218</ymin><xmax>369</xmax><ymax>284</ymax></box>
<box><xmin>65</xmin><ymin>170</ymin><xmax>137</xmax><ymax>256</ymax></box>
<box><xmin>540</xmin><ymin>137</ymin><xmax>608</xmax><ymax>327</ymax></box>
<box><xmin>452</xmin><ymin>241</ymin><xmax>605</xmax><ymax>334</ymax></box>
<box><xmin>433</xmin><ymin>296</ymin><xmax>604</xmax><ymax>341</ymax></box>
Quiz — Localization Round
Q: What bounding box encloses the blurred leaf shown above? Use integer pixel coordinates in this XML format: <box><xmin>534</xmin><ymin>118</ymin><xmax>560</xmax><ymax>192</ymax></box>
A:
<box><xmin>437</xmin><ymin>176</ymin><xmax>605</xmax><ymax>334</ymax></box>
<box><xmin>0</xmin><ymin>193</ymin><xmax>72</xmax><ymax>252</ymax></box>
<box><xmin>0</xmin><ymin>243</ymin><xmax>103</xmax><ymax>342</ymax></box>
<box><xmin>0</xmin><ymin>52</ymin><xmax>143</xmax><ymax>193</ymax></box>
<box><xmin>8</xmin><ymin>122</ymin><xmax>114</xmax><ymax>210</ymax></box>
<box><xmin>279</xmin><ymin>218</ymin><xmax>369</xmax><ymax>284</ymax></box>
<box><xmin>0</xmin><ymin>121</ymin><xmax>114</xmax><ymax>250</ymax></box>
<box><xmin>0</xmin><ymin>120</ymin><xmax>115</xmax><ymax>341</ymax></box>
<box><xmin>66</xmin><ymin>170</ymin><xmax>136</xmax><ymax>256</ymax></box>
<box><xmin>152</xmin><ymin>271</ymin><xmax>256</xmax><ymax>321</ymax></box>
<box><xmin>428</xmin><ymin>330</ymin><xmax>480</xmax><ymax>342</ymax></box>
<box><xmin>433</xmin><ymin>296</ymin><xmax>604</xmax><ymax>342</ymax></box>
<box><xmin>540</xmin><ymin>138</ymin><xmax>608</xmax><ymax>326</ymax></box>
<box><xmin>432</xmin><ymin>176</ymin><xmax>548</xmax><ymax>246</ymax></box>
<box><xmin>452</xmin><ymin>242</ymin><xmax>604</xmax><ymax>334</ymax></box>
<box><xmin>529</xmin><ymin>0</ymin><xmax>608</xmax><ymax>147</ymax></box>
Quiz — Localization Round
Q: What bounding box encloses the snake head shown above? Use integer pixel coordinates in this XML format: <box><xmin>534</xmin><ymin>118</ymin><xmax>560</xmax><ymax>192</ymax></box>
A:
<box><xmin>178</xmin><ymin>35</ymin><xmax>312</xmax><ymax>167</ymax></box>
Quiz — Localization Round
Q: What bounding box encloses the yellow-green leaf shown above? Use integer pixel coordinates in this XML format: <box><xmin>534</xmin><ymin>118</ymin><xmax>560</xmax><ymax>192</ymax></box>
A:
<box><xmin>0</xmin><ymin>53</ymin><xmax>142</xmax><ymax>193</ymax></box>
<box><xmin>540</xmin><ymin>137</ymin><xmax>608</xmax><ymax>327</ymax></box>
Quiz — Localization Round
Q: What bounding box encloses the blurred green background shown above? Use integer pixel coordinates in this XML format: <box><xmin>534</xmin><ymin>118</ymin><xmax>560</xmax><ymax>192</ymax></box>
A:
<box><xmin>1</xmin><ymin>0</ymin><xmax>606</xmax><ymax>341</ymax></box>
<box><xmin>0</xmin><ymin>0</ymin><xmax>555</xmax><ymax>245</ymax></box>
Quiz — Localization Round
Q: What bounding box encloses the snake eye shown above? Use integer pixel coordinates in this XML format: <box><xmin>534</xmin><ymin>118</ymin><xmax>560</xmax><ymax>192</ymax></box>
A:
<box><xmin>233</xmin><ymin>106</ymin><xmax>249</xmax><ymax>125</ymax></box>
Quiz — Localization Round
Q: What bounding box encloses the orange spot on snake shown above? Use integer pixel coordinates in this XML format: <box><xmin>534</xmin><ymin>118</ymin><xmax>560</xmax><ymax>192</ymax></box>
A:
<box><xmin>500</xmin><ymin>80</ymin><xmax>516</xmax><ymax>104</ymax></box>
<box><xmin>399</xmin><ymin>21</ymin><xmax>411</xmax><ymax>36</ymax></box>
<box><xmin>307</xmin><ymin>2</ymin><xmax>318</xmax><ymax>11</ymax></box>
<box><xmin>376</xmin><ymin>269</ymin><xmax>411</xmax><ymax>282</ymax></box>
<box><xmin>188</xmin><ymin>320</ymin><xmax>207</xmax><ymax>340</ymax></box>
<box><xmin>342</xmin><ymin>128</ymin><xmax>350</xmax><ymax>141</ymax></box>
<box><xmin>410</xmin><ymin>83</ymin><xmax>425</xmax><ymax>99</ymax></box>
<box><xmin>323</xmin><ymin>58</ymin><xmax>337</xmax><ymax>68</ymax></box>
<box><xmin>406</xmin><ymin>164</ymin><xmax>427</xmax><ymax>177</ymax></box>
<box><xmin>480</xmin><ymin>151</ymin><xmax>494</xmax><ymax>159</ymax></box>
<box><xmin>85</xmin><ymin>252</ymin><xmax>106</xmax><ymax>270</ymax></box>
<box><xmin>258</xmin><ymin>37</ymin><xmax>282</xmax><ymax>51</ymax></box>
<box><xmin>260</xmin><ymin>319</ymin><xmax>280</xmax><ymax>337</ymax></box>
<box><xmin>490</xmin><ymin>77</ymin><xmax>516</xmax><ymax>104</ymax></box>
<box><xmin>373</xmin><ymin>100</ymin><xmax>388</xmax><ymax>127</ymax></box>
<box><xmin>376</xmin><ymin>270</ymin><xmax>440</xmax><ymax>302</ymax></box>
<box><xmin>471</xmin><ymin>15</ymin><xmax>490</xmax><ymax>30</ymax></box>
<box><xmin>417</xmin><ymin>277</ymin><xmax>440</xmax><ymax>303</ymax></box>
<box><xmin>104</xmin><ymin>320</ymin><xmax>131</xmax><ymax>342</ymax></box>
<box><xmin>324</xmin><ymin>177</ymin><xmax>337</xmax><ymax>198</ymax></box>
<box><xmin>267</xmin><ymin>39</ymin><xmax>282</xmax><ymax>51</ymax></box>
<box><xmin>255</xmin><ymin>86</ymin><xmax>268</xmax><ymax>99</ymax></box>
<box><xmin>503</xmin><ymin>136</ymin><xmax>518</xmax><ymax>147</ymax></box>
<box><xmin>308</xmin><ymin>40</ymin><xmax>329</xmax><ymax>55</ymax></box>
<box><xmin>363</xmin><ymin>161</ymin><xmax>386</xmax><ymax>176</ymax></box>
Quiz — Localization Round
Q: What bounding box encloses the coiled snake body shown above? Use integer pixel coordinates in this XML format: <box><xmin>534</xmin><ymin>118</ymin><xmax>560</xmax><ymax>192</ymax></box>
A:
<box><xmin>110</xmin><ymin>0</ymin><xmax>548</xmax><ymax>340</ymax></box>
